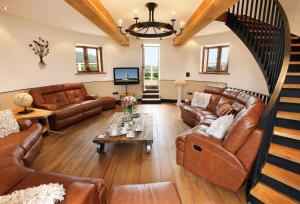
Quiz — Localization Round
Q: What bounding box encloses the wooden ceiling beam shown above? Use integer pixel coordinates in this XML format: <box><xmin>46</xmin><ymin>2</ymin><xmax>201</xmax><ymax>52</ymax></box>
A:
<box><xmin>173</xmin><ymin>0</ymin><xmax>238</xmax><ymax>46</ymax></box>
<box><xmin>65</xmin><ymin>0</ymin><xmax>129</xmax><ymax>46</ymax></box>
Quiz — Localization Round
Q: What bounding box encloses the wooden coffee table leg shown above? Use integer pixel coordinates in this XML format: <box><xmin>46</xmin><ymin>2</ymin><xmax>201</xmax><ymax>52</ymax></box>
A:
<box><xmin>96</xmin><ymin>143</ymin><xmax>105</xmax><ymax>154</ymax></box>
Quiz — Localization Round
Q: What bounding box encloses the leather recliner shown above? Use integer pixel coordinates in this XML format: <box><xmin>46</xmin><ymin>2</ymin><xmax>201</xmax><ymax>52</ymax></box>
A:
<box><xmin>30</xmin><ymin>83</ymin><xmax>104</xmax><ymax>130</ymax></box>
<box><xmin>176</xmin><ymin>86</ymin><xmax>265</xmax><ymax>192</ymax></box>
<box><xmin>0</xmin><ymin>121</ymin><xmax>107</xmax><ymax>204</ymax></box>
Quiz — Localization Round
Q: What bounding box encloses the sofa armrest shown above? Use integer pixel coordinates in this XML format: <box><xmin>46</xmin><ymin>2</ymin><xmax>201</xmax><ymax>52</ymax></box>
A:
<box><xmin>85</xmin><ymin>95</ymin><xmax>98</xmax><ymax>100</ymax></box>
<box><xmin>18</xmin><ymin>119</ymin><xmax>32</xmax><ymax>130</ymax></box>
<box><xmin>177</xmin><ymin>132</ymin><xmax>248</xmax><ymax>191</ymax></box>
<box><xmin>64</xmin><ymin>181</ymin><xmax>106</xmax><ymax>204</ymax></box>
<box><xmin>36</xmin><ymin>103</ymin><xmax>58</xmax><ymax>111</ymax></box>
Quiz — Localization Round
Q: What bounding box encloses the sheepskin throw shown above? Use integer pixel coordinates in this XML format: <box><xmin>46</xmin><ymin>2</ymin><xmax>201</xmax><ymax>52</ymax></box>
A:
<box><xmin>206</xmin><ymin>115</ymin><xmax>234</xmax><ymax>139</ymax></box>
<box><xmin>0</xmin><ymin>110</ymin><xmax>20</xmax><ymax>138</ymax></box>
<box><xmin>0</xmin><ymin>183</ymin><xmax>65</xmax><ymax>204</ymax></box>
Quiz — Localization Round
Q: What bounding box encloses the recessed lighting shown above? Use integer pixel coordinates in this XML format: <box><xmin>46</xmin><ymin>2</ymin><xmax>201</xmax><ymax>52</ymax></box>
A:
<box><xmin>2</xmin><ymin>6</ymin><xmax>9</xmax><ymax>11</ymax></box>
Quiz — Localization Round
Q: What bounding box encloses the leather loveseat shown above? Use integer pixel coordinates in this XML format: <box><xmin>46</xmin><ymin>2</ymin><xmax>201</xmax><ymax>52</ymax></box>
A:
<box><xmin>0</xmin><ymin>121</ymin><xmax>107</xmax><ymax>204</ymax></box>
<box><xmin>30</xmin><ymin>83</ymin><xmax>115</xmax><ymax>130</ymax></box>
<box><xmin>176</xmin><ymin>86</ymin><xmax>265</xmax><ymax>192</ymax></box>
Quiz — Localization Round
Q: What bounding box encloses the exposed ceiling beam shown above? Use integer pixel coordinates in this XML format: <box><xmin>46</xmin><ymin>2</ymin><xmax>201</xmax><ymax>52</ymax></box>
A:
<box><xmin>173</xmin><ymin>0</ymin><xmax>238</xmax><ymax>46</ymax></box>
<box><xmin>65</xmin><ymin>0</ymin><xmax>129</xmax><ymax>46</ymax></box>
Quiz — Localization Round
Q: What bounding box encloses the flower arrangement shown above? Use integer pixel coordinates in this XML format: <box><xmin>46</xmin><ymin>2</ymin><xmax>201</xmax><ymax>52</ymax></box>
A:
<box><xmin>122</xmin><ymin>96</ymin><xmax>137</xmax><ymax>113</ymax></box>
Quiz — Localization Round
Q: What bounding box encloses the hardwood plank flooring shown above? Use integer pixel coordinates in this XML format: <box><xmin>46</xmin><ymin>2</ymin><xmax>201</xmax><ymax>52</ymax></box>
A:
<box><xmin>31</xmin><ymin>104</ymin><xmax>246</xmax><ymax>204</ymax></box>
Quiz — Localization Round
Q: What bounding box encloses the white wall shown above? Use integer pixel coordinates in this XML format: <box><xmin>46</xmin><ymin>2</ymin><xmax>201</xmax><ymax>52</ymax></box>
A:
<box><xmin>0</xmin><ymin>13</ymin><xmax>269</xmax><ymax>95</ymax></box>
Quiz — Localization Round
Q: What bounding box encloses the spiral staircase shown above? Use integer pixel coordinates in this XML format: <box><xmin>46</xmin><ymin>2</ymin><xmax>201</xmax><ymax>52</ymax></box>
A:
<box><xmin>225</xmin><ymin>0</ymin><xmax>299</xmax><ymax>203</ymax></box>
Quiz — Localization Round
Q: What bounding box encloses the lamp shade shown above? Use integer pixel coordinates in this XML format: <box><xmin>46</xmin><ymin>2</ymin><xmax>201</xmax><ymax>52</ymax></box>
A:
<box><xmin>174</xmin><ymin>79</ymin><xmax>186</xmax><ymax>86</ymax></box>
<box><xmin>13</xmin><ymin>93</ymin><xmax>33</xmax><ymax>107</ymax></box>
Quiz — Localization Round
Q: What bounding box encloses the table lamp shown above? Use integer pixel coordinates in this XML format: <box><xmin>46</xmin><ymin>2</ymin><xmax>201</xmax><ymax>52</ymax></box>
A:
<box><xmin>13</xmin><ymin>93</ymin><xmax>34</xmax><ymax>114</ymax></box>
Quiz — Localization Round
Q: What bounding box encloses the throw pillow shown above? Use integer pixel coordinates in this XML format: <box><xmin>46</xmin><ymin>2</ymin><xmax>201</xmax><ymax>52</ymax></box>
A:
<box><xmin>215</xmin><ymin>103</ymin><xmax>234</xmax><ymax>117</ymax></box>
<box><xmin>206</xmin><ymin>115</ymin><xmax>234</xmax><ymax>139</ymax></box>
<box><xmin>0</xmin><ymin>110</ymin><xmax>20</xmax><ymax>138</ymax></box>
<box><xmin>191</xmin><ymin>92</ymin><xmax>211</xmax><ymax>108</ymax></box>
<box><xmin>0</xmin><ymin>183</ymin><xmax>65</xmax><ymax>204</ymax></box>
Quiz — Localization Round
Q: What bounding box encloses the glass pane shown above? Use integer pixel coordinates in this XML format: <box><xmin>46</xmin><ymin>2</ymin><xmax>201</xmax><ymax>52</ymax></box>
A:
<box><xmin>207</xmin><ymin>48</ymin><xmax>218</xmax><ymax>72</ymax></box>
<box><xmin>76</xmin><ymin>47</ymin><xmax>85</xmax><ymax>72</ymax></box>
<box><xmin>87</xmin><ymin>48</ymin><xmax>98</xmax><ymax>71</ymax></box>
<box><xmin>220</xmin><ymin>47</ymin><xmax>229</xmax><ymax>71</ymax></box>
<box><xmin>143</xmin><ymin>46</ymin><xmax>159</xmax><ymax>82</ymax></box>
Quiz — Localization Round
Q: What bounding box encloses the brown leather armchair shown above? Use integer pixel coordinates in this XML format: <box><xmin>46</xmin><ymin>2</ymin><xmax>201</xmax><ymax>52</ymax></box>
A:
<box><xmin>0</xmin><ymin>134</ymin><xmax>106</xmax><ymax>204</ymax></box>
<box><xmin>30</xmin><ymin>83</ymin><xmax>105</xmax><ymax>130</ymax></box>
<box><xmin>177</xmin><ymin>86</ymin><xmax>265</xmax><ymax>192</ymax></box>
<box><xmin>0</xmin><ymin>119</ymin><xmax>43</xmax><ymax>166</ymax></box>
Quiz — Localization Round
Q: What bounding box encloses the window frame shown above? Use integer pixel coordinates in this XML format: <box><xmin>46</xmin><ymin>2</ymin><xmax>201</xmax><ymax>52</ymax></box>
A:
<box><xmin>201</xmin><ymin>45</ymin><xmax>229</xmax><ymax>74</ymax></box>
<box><xmin>75</xmin><ymin>46</ymin><xmax>104</xmax><ymax>74</ymax></box>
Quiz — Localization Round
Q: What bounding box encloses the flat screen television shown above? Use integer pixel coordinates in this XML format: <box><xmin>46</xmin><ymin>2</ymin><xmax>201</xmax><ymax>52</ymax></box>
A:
<box><xmin>113</xmin><ymin>67</ymin><xmax>140</xmax><ymax>85</ymax></box>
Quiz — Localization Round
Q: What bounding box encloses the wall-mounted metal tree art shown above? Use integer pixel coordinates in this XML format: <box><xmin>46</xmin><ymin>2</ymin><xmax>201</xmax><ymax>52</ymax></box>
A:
<box><xmin>29</xmin><ymin>37</ymin><xmax>49</xmax><ymax>69</ymax></box>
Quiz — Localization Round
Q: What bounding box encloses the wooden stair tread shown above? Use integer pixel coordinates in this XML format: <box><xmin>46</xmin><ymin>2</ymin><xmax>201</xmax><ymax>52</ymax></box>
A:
<box><xmin>290</xmin><ymin>61</ymin><xmax>300</xmax><ymax>65</ymax></box>
<box><xmin>280</xmin><ymin>97</ymin><xmax>300</xmax><ymax>104</ymax></box>
<box><xmin>291</xmin><ymin>36</ymin><xmax>299</xmax><ymax>40</ymax></box>
<box><xmin>291</xmin><ymin>52</ymin><xmax>300</xmax><ymax>55</ymax></box>
<box><xmin>283</xmin><ymin>84</ymin><xmax>300</xmax><ymax>89</ymax></box>
<box><xmin>269</xmin><ymin>144</ymin><xmax>300</xmax><ymax>164</ymax></box>
<box><xmin>277</xmin><ymin>111</ymin><xmax>300</xmax><ymax>121</ymax></box>
<box><xmin>262</xmin><ymin>163</ymin><xmax>300</xmax><ymax>191</ymax></box>
<box><xmin>291</xmin><ymin>43</ymin><xmax>300</xmax><ymax>46</ymax></box>
<box><xmin>286</xmin><ymin>72</ymin><xmax>300</xmax><ymax>76</ymax></box>
<box><xmin>251</xmin><ymin>183</ymin><xmax>298</xmax><ymax>204</ymax></box>
<box><xmin>274</xmin><ymin>126</ymin><xmax>300</xmax><ymax>140</ymax></box>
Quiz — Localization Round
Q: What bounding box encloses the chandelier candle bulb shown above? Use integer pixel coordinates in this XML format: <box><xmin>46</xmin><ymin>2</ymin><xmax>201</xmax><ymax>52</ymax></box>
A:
<box><xmin>134</xmin><ymin>9</ymin><xmax>138</xmax><ymax>18</ymax></box>
<box><xmin>180</xmin><ymin>21</ymin><xmax>184</xmax><ymax>29</ymax></box>
<box><xmin>172</xmin><ymin>11</ymin><xmax>176</xmax><ymax>19</ymax></box>
<box><xmin>118</xmin><ymin>19</ymin><xmax>123</xmax><ymax>27</ymax></box>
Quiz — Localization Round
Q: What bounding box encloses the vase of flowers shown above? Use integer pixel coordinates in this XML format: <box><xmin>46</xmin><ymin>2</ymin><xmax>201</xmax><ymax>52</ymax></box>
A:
<box><xmin>122</xmin><ymin>96</ymin><xmax>137</xmax><ymax>122</ymax></box>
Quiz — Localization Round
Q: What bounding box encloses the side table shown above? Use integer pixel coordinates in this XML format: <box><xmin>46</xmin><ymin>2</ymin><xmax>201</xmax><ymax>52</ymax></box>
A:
<box><xmin>13</xmin><ymin>107</ymin><xmax>53</xmax><ymax>135</ymax></box>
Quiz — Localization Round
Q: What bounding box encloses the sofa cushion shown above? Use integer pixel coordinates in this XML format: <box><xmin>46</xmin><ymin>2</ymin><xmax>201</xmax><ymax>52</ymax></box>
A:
<box><xmin>53</xmin><ymin>104</ymin><xmax>83</xmax><ymax>120</ymax></box>
<box><xmin>79</xmin><ymin>99</ymin><xmax>102</xmax><ymax>111</ymax></box>
<box><xmin>223</xmin><ymin>101</ymin><xmax>265</xmax><ymax>153</ymax></box>
<box><xmin>180</xmin><ymin>104</ymin><xmax>204</xmax><ymax>118</ymax></box>
<box><xmin>215</xmin><ymin>103</ymin><xmax>233</xmax><ymax>117</ymax></box>
<box><xmin>206</xmin><ymin>94</ymin><xmax>222</xmax><ymax>112</ymax></box>
<box><xmin>64</xmin><ymin>89</ymin><xmax>86</xmax><ymax>104</ymax></box>
<box><xmin>43</xmin><ymin>92</ymin><xmax>70</xmax><ymax>106</ymax></box>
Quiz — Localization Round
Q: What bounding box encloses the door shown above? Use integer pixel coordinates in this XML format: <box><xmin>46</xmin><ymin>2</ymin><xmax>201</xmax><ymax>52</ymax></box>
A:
<box><xmin>142</xmin><ymin>44</ymin><xmax>160</xmax><ymax>90</ymax></box>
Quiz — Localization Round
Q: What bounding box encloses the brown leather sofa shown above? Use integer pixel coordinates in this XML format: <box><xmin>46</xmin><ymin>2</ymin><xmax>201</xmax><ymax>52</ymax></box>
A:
<box><xmin>0</xmin><ymin>119</ymin><xmax>43</xmax><ymax>166</ymax></box>
<box><xmin>0</xmin><ymin>121</ymin><xmax>107</xmax><ymax>204</ymax></box>
<box><xmin>177</xmin><ymin>86</ymin><xmax>265</xmax><ymax>192</ymax></box>
<box><xmin>30</xmin><ymin>83</ymin><xmax>116</xmax><ymax>130</ymax></box>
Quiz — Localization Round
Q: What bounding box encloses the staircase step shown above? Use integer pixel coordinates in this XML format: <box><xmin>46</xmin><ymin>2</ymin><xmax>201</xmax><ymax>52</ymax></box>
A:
<box><xmin>277</xmin><ymin>111</ymin><xmax>300</xmax><ymax>121</ymax></box>
<box><xmin>274</xmin><ymin>126</ymin><xmax>300</xmax><ymax>140</ymax></box>
<box><xmin>291</xmin><ymin>43</ymin><xmax>300</xmax><ymax>47</ymax></box>
<box><xmin>283</xmin><ymin>84</ymin><xmax>300</xmax><ymax>89</ymax></box>
<box><xmin>291</xmin><ymin>36</ymin><xmax>299</xmax><ymax>40</ymax></box>
<box><xmin>286</xmin><ymin>72</ymin><xmax>300</xmax><ymax>76</ymax></box>
<box><xmin>269</xmin><ymin>144</ymin><xmax>300</xmax><ymax>164</ymax></box>
<box><xmin>280</xmin><ymin>97</ymin><xmax>300</xmax><ymax>104</ymax></box>
<box><xmin>290</xmin><ymin>61</ymin><xmax>300</xmax><ymax>65</ymax></box>
<box><xmin>291</xmin><ymin>52</ymin><xmax>300</xmax><ymax>55</ymax></box>
<box><xmin>250</xmin><ymin>182</ymin><xmax>298</xmax><ymax>204</ymax></box>
<box><xmin>262</xmin><ymin>163</ymin><xmax>300</xmax><ymax>191</ymax></box>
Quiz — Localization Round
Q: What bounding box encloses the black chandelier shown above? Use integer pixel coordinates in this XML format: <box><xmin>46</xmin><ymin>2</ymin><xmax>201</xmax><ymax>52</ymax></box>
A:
<box><xmin>118</xmin><ymin>2</ymin><xmax>184</xmax><ymax>39</ymax></box>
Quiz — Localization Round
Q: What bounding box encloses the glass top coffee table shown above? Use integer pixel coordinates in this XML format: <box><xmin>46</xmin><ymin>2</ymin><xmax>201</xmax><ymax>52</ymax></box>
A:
<box><xmin>93</xmin><ymin>112</ymin><xmax>153</xmax><ymax>154</ymax></box>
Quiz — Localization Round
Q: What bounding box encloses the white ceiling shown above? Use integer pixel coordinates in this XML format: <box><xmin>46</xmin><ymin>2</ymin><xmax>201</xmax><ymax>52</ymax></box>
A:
<box><xmin>0</xmin><ymin>0</ymin><xmax>230</xmax><ymax>38</ymax></box>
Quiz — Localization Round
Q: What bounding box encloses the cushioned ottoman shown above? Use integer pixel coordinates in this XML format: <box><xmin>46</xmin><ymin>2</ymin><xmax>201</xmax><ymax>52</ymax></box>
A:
<box><xmin>108</xmin><ymin>182</ymin><xmax>181</xmax><ymax>204</ymax></box>
<box><xmin>100</xmin><ymin>96</ymin><xmax>116</xmax><ymax>110</ymax></box>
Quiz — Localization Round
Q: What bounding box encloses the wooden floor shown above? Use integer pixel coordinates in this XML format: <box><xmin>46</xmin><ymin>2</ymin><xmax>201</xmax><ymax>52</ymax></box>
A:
<box><xmin>32</xmin><ymin>104</ymin><xmax>246</xmax><ymax>204</ymax></box>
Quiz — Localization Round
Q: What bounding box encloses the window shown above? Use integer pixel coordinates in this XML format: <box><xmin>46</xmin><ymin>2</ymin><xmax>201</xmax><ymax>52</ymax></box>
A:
<box><xmin>76</xmin><ymin>46</ymin><xmax>103</xmax><ymax>73</ymax></box>
<box><xmin>201</xmin><ymin>45</ymin><xmax>229</xmax><ymax>74</ymax></box>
